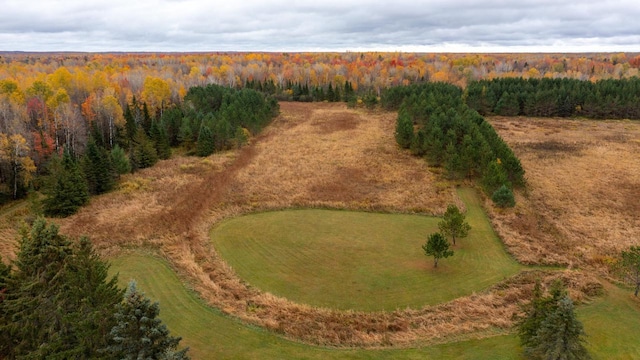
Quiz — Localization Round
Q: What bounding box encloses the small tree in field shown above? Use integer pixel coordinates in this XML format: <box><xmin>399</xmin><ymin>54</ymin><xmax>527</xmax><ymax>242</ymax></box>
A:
<box><xmin>422</xmin><ymin>232</ymin><xmax>453</xmax><ymax>268</ymax></box>
<box><xmin>438</xmin><ymin>204</ymin><xmax>471</xmax><ymax>246</ymax></box>
<box><xmin>618</xmin><ymin>246</ymin><xmax>640</xmax><ymax>296</ymax></box>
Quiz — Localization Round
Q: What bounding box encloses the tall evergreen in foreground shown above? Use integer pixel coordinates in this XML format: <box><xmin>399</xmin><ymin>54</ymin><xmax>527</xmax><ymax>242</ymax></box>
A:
<box><xmin>104</xmin><ymin>281</ymin><xmax>189</xmax><ymax>359</ymax></box>
<box><xmin>0</xmin><ymin>218</ymin><xmax>122</xmax><ymax>358</ymax></box>
<box><xmin>519</xmin><ymin>280</ymin><xmax>590</xmax><ymax>360</ymax></box>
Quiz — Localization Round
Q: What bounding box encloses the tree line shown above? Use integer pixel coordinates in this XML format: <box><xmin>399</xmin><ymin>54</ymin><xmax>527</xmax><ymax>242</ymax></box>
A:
<box><xmin>384</xmin><ymin>83</ymin><xmax>524</xmax><ymax>206</ymax></box>
<box><xmin>4</xmin><ymin>84</ymin><xmax>278</xmax><ymax>217</ymax></box>
<box><xmin>0</xmin><ymin>218</ymin><xmax>189</xmax><ymax>359</ymax></box>
<box><xmin>466</xmin><ymin>77</ymin><xmax>640</xmax><ymax>119</ymax></box>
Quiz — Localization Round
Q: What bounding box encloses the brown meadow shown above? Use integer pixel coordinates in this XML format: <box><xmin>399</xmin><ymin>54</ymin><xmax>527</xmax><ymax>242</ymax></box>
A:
<box><xmin>3</xmin><ymin>102</ymin><xmax>635</xmax><ymax>346</ymax></box>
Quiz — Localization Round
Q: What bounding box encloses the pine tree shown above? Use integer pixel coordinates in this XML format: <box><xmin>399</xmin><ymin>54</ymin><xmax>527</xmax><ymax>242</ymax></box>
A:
<box><xmin>395</xmin><ymin>107</ymin><xmax>414</xmax><ymax>149</ymax></box>
<box><xmin>482</xmin><ymin>159</ymin><xmax>509</xmax><ymax>195</ymax></box>
<box><xmin>422</xmin><ymin>232</ymin><xmax>454</xmax><ymax>268</ymax></box>
<box><xmin>104</xmin><ymin>281</ymin><xmax>189</xmax><ymax>359</ymax></box>
<box><xmin>438</xmin><ymin>204</ymin><xmax>471</xmax><ymax>246</ymax></box>
<box><xmin>492</xmin><ymin>184</ymin><xmax>516</xmax><ymax>208</ymax></box>
<box><xmin>43</xmin><ymin>150</ymin><xmax>89</xmax><ymax>217</ymax></box>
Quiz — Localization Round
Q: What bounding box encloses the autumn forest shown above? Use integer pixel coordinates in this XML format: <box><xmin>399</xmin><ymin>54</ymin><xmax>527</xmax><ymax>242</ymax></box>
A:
<box><xmin>1</xmin><ymin>51</ymin><xmax>638</xmax><ymax>204</ymax></box>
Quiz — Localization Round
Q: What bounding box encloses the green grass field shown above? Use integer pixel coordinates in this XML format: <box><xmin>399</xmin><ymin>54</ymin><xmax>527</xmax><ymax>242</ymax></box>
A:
<box><xmin>110</xmin><ymin>253</ymin><xmax>521</xmax><ymax>359</ymax></box>
<box><xmin>209</xmin><ymin>188</ymin><xmax>521</xmax><ymax>311</ymax></box>
<box><xmin>110</xmin><ymin>253</ymin><xmax>640</xmax><ymax>359</ymax></box>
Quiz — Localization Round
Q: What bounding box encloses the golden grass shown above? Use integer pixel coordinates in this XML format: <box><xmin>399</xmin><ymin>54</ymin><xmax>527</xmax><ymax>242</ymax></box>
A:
<box><xmin>7</xmin><ymin>104</ymin><xmax>620</xmax><ymax>347</ymax></box>
<box><xmin>487</xmin><ymin>116</ymin><xmax>640</xmax><ymax>269</ymax></box>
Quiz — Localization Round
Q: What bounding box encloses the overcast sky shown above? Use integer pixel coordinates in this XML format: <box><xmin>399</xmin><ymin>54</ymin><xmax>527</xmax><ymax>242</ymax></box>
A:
<box><xmin>0</xmin><ymin>0</ymin><xmax>639</xmax><ymax>52</ymax></box>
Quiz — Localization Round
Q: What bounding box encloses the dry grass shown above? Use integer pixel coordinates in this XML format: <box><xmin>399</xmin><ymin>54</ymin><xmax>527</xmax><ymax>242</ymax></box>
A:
<box><xmin>228</xmin><ymin>102</ymin><xmax>451</xmax><ymax>214</ymax></box>
<box><xmin>5</xmin><ymin>104</ymin><xmax>622</xmax><ymax>347</ymax></box>
<box><xmin>487</xmin><ymin>116</ymin><xmax>640</xmax><ymax>268</ymax></box>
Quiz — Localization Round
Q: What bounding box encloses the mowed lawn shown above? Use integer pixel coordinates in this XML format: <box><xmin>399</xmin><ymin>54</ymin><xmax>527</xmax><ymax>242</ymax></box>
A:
<box><xmin>110</xmin><ymin>253</ymin><xmax>520</xmax><ymax>360</ymax></box>
<box><xmin>210</xmin><ymin>188</ymin><xmax>521</xmax><ymax>311</ymax></box>
<box><xmin>110</xmin><ymin>253</ymin><xmax>640</xmax><ymax>359</ymax></box>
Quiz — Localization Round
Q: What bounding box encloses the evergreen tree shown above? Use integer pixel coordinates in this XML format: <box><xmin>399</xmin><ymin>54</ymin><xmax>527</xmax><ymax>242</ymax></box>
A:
<box><xmin>529</xmin><ymin>296</ymin><xmax>591</xmax><ymax>360</ymax></box>
<box><xmin>395</xmin><ymin>107</ymin><xmax>414</xmax><ymax>149</ymax></box>
<box><xmin>43</xmin><ymin>150</ymin><xmax>89</xmax><ymax>217</ymax></box>
<box><xmin>130</xmin><ymin>126</ymin><xmax>158</xmax><ymax>170</ymax></box>
<box><xmin>482</xmin><ymin>159</ymin><xmax>509</xmax><ymax>195</ymax></box>
<box><xmin>104</xmin><ymin>281</ymin><xmax>189</xmax><ymax>360</ymax></box>
<box><xmin>0</xmin><ymin>219</ymin><xmax>122</xmax><ymax>358</ymax></box>
<box><xmin>111</xmin><ymin>144</ymin><xmax>132</xmax><ymax>176</ymax></box>
<box><xmin>494</xmin><ymin>91</ymin><xmax>520</xmax><ymax>116</ymax></box>
<box><xmin>150</xmin><ymin>121</ymin><xmax>172</xmax><ymax>160</ymax></box>
<box><xmin>58</xmin><ymin>238</ymin><xmax>124</xmax><ymax>358</ymax></box>
<box><xmin>438</xmin><ymin>204</ymin><xmax>471</xmax><ymax>246</ymax></box>
<box><xmin>519</xmin><ymin>280</ymin><xmax>590</xmax><ymax>359</ymax></box>
<box><xmin>195</xmin><ymin>125</ymin><xmax>215</xmax><ymax>157</ymax></box>
<box><xmin>492</xmin><ymin>184</ymin><xmax>516</xmax><ymax>208</ymax></box>
<box><xmin>422</xmin><ymin>232</ymin><xmax>454</xmax><ymax>268</ymax></box>
<box><xmin>83</xmin><ymin>137</ymin><xmax>115</xmax><ymax>195</ymax></box>
<box><xmin>178</xmin><ymin>118</ymin><xmax>195</xmax><ymax>150</ymax></box>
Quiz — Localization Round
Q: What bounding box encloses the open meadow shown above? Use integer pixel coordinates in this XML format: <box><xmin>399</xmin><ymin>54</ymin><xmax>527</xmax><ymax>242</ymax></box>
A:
<box><xmin>1</xmin><ymin>102</ymin><xmax>639</xmax><ymax>358</ymax></box>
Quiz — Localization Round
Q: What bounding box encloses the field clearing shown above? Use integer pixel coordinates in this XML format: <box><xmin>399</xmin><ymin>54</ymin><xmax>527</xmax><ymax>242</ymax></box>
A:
<box><xmin>211</xmin><ymin>188</ymin><xmax>521</xmax><ymax>311</ymax></box>
<box><xmin>110</xmin><ymin>253</ymin><xmax>640</xmax><ymax>359</ymax></box>
<box><xmin>487</xmin><ymin>117</ymin><xmax>640</xmax><ymax>268</ymax></box>
<box><xmin>0</xmin><ymin>102</ymin><xmax>634</xmax><ymax>350</ymax></box>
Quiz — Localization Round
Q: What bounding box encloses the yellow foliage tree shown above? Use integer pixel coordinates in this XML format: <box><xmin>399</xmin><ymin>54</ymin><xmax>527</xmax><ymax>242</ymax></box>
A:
<box><xmin>141</xmin><ymin>76</ymin><xmax>171</xmax><ymax>117</ymax></box>
<box><xmin>0</xmin><ymin>133</ymin><xmax>36</xmax><ymax>199</ymax></box>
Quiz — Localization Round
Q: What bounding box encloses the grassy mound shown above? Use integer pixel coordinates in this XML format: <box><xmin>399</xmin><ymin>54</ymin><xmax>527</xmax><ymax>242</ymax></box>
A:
<box><xmin>210</xmin><ymin>189</ymin><xmax>521</xmax><ymax>311</ymax></box>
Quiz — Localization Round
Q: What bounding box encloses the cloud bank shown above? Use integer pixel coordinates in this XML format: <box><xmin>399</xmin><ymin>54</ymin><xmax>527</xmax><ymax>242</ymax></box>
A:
<box><xmin>1</xmin><ymin>0</ymin><xmax>639</xmax><ymax>52</ymax></box>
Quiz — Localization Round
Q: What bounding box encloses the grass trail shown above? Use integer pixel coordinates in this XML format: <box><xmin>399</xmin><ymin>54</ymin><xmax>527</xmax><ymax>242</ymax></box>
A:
<box><xmin>110</xmin><ymin>253</ymin><xmax>640</xmax><ymax>359</ymax></box>
<box><xmin>110</xmin><ymin>253</ymin><xmax>520</xmax><ymax>359</ymax></box>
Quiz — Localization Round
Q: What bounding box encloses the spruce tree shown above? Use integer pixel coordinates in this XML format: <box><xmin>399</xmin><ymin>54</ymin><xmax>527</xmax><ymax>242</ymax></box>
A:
<box><xmin>196</xmin><ymin>125</ymin><xmax>215</xmax><ymax>157</ymax></box>
<box><xmin>104</xmin><ymin>281</ymin><xmax>189</xmax><ymax>359</ymax></box>
<box><xmin>529</xmin><ymin>296</ymin><xmax>591</xmax><ymax>360</ymax></box>
<box><xmin>83</xmin><ymin>137</ymin><xmax>115</xmax><ymax>195</ymax></box>
<box><xmin>111</xmin><ymin>144</ymin><xmax>132</xmax><ymax>176</ymax></box>
<box><xmin>130</xmin><ymin>126</ymin><xmax>158</xmax><ymax>170</ymax></box>
<box><xmin>43</xmin><ymin>150</ymin><xmax>89</xmax><ymax>217</ymax></box>
<box><xmin>178</xmin><ymin>119</ymin><xmax>195</xmax><ymax>150</ymax></box>
<box><xmin>150</xmin><ymin>121</ymin><xmax>171</xmax><ymax>160</ymax></box>
<box><xmin>0</xmin><ymin>218</ymin><xmax>122</xmax><ymax>358</ymax></box>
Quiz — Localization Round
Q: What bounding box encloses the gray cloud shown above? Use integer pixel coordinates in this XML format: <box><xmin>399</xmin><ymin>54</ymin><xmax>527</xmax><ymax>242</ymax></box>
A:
<box><xmin>0</xmin><ymin>0</ymin><xmax>638</xmax><ymax>52</ymax></box>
